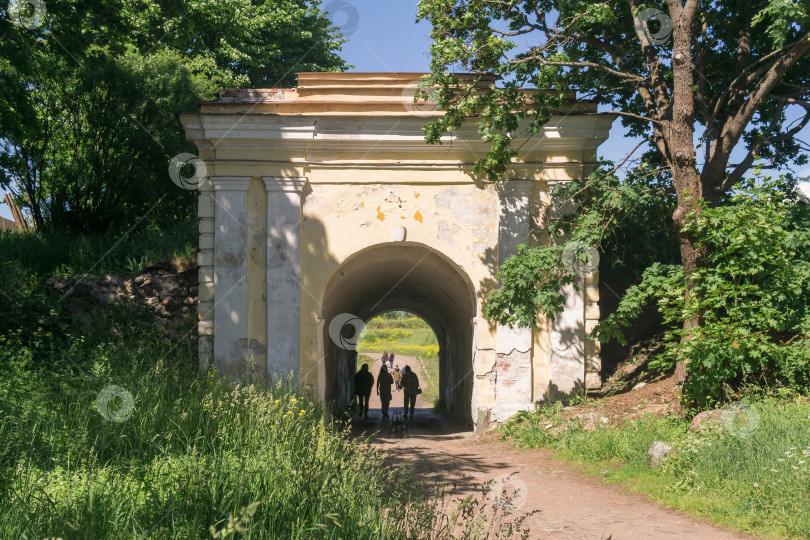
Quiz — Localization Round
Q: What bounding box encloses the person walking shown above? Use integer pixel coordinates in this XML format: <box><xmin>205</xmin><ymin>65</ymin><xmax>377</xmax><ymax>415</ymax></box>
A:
<box><xmin>381</xmin><ymin>351</ymin><xmax>389</xmax><ymax>366</ymax></box>
<box><xmin>392</xmin><ymin>365</ymin><xmax>402</xmax><ymax>391</ymax></box>
<box><xmin>353</xmin><ymin>364</ymin><xmax>374</xmax><ymax>419</ymax></box>
<box><xmin>401</xmin><ymin>365</ymin><xmax>420</xmax><ymax>420</ymax></box>
<box><xmin>376</xmin><ymin>364</ymin><xmax>394</xmax><ymax>419</ymax></box>
<box><xmin>388</xmin><ymin>352</ymin><xmax>395</xmax><ymax>369</ymax></box>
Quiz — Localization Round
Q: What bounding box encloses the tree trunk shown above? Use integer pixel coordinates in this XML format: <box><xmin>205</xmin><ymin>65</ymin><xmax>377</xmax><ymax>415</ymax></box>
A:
<box><xmin>673</xmin><ymin>203</ymin><xmax>705</xmax><ymax>383</ymax></box>
<box><xmin>668</xmin><ymin>0</ymin><xmax>702</xmax><ymax>383</ymax></box>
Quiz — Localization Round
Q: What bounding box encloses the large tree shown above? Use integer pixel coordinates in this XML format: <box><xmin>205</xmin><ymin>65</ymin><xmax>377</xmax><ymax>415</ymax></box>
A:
<box><xmin>0</xmin><ymin>0</ymin><xmax>348</xmax><ymax>233</ymax></box>
<box><xmin>417</xmin><ymin>0</ymin><xmax>810</xmax><ymax>382</ymax></box>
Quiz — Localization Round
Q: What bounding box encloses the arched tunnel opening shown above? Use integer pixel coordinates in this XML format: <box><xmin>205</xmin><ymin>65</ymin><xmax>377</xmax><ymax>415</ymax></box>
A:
<box><xmin>320</xmin><ymin>243</ymin><xmax>477</xmax><ymax>425</ymax></box>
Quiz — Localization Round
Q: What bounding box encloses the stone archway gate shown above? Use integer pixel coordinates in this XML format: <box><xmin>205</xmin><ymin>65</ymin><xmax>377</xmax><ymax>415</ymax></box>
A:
<box><xmin>179</xmin><ymin>73</ymin><xmax>613</xmax><ymax>423</ymax></box>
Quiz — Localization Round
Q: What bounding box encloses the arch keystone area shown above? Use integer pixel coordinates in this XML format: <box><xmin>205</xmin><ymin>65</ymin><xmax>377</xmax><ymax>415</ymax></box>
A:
<box><xmin>179</xmin><ymin>72</ymin><xmax>614</xmax><ymax>424</ymax></box>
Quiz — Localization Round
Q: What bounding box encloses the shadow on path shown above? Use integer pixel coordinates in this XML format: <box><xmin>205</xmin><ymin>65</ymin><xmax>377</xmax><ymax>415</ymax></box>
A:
<box><xmin>350</xmin><ymin>408</ymin><xmax>510</xmax><ymax>499</ymax></box>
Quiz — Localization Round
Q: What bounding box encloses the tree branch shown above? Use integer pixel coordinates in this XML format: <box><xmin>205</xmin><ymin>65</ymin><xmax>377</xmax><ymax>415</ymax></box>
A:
<box><xmin>704</xmin><ymin>30</ymin><xmax>810</xmax><ymax>191</ymax></box>
<box><xmin>721</xmin><ymin>104</ymin><xmax>810</xmax><ymax>192</ymax></box>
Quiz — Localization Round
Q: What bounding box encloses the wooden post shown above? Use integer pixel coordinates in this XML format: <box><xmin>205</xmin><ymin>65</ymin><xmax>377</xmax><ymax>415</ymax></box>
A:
<box><xmin>4</xmin><ymin>193</ymin><xmax>32</xmax><ymax>232</ymax></box>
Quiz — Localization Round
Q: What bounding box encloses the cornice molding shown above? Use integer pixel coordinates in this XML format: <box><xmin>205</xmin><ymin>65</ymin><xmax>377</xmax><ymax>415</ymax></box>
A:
<box><xmin>211</xmin><ymin>177</ymin><xmax>253</xmax><ymax>191</ymax></box>
<box><xmin>496</xmin><ymin>179</ymin><xmax>535</xmax><ymax>195</ymax></box>
<box><xmin>263</xmin><ymin>177</ymin><xmax>307</xmax><ymax>193</ymax></box>
<box><xmin>188</xmin><ymin>114</ymin><xmax>614</xmax><ymax>148</ymax></box>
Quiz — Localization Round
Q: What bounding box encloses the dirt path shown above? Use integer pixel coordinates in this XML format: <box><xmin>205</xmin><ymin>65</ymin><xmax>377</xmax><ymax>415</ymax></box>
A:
<box><xmin>352</xmin><ymin>355</ymin><xmax>755</xmax><ymax>539</ymax></box>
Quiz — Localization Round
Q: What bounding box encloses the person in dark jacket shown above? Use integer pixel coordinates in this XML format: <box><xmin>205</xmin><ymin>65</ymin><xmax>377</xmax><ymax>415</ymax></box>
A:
<box><xmin>376</xmin><ymin>364</ymin><xmax>394</xmax><ymax>419</ymax></box>
<box><xmin>353</xmin><ymin>363</ymin><xmax>374</xmax><ymax>419</ymax></box>
<box><xmin>377</xmin><ymin>364</ymin><xmax>394</xmax><ymax>418</ymax></box>
<box><xmin>400</xmin><ymin>365</ymin><xmax>420</xmax><ymax>420</ymax></box>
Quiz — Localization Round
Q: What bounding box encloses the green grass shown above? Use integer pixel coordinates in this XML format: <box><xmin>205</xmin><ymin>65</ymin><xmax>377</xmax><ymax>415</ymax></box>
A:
<box><xmin>0</xmin><ymin>217</ymin><xmax>197</xmax><ymax>277</ymax></box>
<box><xmin>500</xmin><ymin>398</ymin><xmax>810</xmax><ymax>539</ymax></box>
<box><xmin>0</xmin><ymin>303</ymin><xmax>421</xmax><ymax>538</ymax></box>
<box><xmin>357</xmin><ymin>315</ymin><xmax>441</xmax><ymax>406</ymax></box>
<box><xmin>0</xmin><ymin>243</ymin><xmax>427</xmax><ymax>539</ymax></box>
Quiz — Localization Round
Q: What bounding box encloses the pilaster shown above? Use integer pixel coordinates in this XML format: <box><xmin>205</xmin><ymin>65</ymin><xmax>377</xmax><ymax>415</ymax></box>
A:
<box><xmin>212</xmin><ymin>177</ymin><xmax>252</xmax><ymax>373</ymax></box>
<box><xmin>492</xmin><ymin>180</ymin><xmax>534</xmax><ymax>421</ymax></box>
<box><xmin>264</xmin><ymin>176</ymin><xmax>307</xmax><ymax>380</ymax></box>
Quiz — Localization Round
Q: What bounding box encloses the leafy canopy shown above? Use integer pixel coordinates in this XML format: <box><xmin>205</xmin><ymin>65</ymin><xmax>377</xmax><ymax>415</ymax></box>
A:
<box><xmin>0</xmin><ymin>0</ymin><xmax>349</xmax><ymax>233</ymax></box>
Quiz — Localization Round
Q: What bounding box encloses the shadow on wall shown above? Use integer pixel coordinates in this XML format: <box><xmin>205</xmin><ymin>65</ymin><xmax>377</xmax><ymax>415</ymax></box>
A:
<box><xmin>541</xmin><ymin>380</ymin><xmax>587</xmax><ymax>405</ymax></box>
<box><xmin>297</xmin><ymin>206</ymin><xmax>339</xmax><ymax>391</ymax></box>
<box><xmin>477</xmin><ymin>246</ymin><xmax>499</xmax><ymax>335</ymax></box>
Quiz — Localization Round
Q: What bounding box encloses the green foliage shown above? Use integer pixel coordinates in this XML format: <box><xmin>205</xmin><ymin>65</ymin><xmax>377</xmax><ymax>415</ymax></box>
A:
<box><xmin>0</xmin><ymin>258</ymin><xmax>534</xmax><ymax>539</ymax></box>
<box><xmin>367</xmin><ymin>315</ymin><xmax>430</xmax><ymax>328</ymax></box>
<box><xmin>0</xmin><ymin>275</ymin><xmax>408</xmax><ymax>538</ymax></box>
<box><xmin>596</xmin><ymin>177</ymin><xmax>810</xmax><ymax>405</ymax></box>
<box><xmin>673</xmin><ymin>180</ymin><xmax>810</xmax><ymax>405</ymax></box>
<box><xmin>485</xmin><ymin>161</ymin><xmax>680</xmax><ymax>329</ymax></box>
<box><xmin>359</xmin><ymin>316</ymin><xmax>440</xmax><ymax>360</ymax></box>
<box><xmin>0</xmin><ymin>258</ymin><xmax>60</xmax><ymax>340</ymax></box>
<box><xmin>550</xmin><ymin>163</ymin><xmax>680</xmax><ymax>286</ymax></box>
<box><xmin>0</xmin><ymin>0</ymin><xmax>348</xmax><ymax>233</ymax></box>
<box><xmin>141</xmin><ymin>0</ymin><xmax>349</xmax><ymax>88</ymax></box>
<box><xmin>417</xmin><ymin>1</ymin><xmax>809</xmax><ymax>180</ymax></box>
<box><xmin>418</xmin><ymin>0</ymin><xmax>810</xmax><ymax>401</ymax></box>
<box><xmin>2</xmin><ymin>46</ymin><xmax>218</xmax><ymax>233</ymax></box>
<box><xmin>484</xmin><ymin>244</ymin><xmax>575</xmax><ymax>328</ymax></box>
<box><xmin>500</xmin><ymin>397</ymin><xmax>810</xmax><ymax>538</ymax></box>
<box><xmin>594</xmin><ymin>263</ymin><xmax>684</xmax><ymax>347</ymax></box>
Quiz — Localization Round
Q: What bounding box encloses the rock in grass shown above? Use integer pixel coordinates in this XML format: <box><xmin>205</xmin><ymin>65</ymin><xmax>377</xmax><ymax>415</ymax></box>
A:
<box><xmin>648</xmin><ymin>441</ymin><xmax>674</xmax><ymax>468</ymax></box>
<box><xmin>689</xmin><ymin>409</ymin><xmax>729</xmax><ymax>433</ymax></box>
<box><xmin>571</xmin><ymin>412</ymin><xmax>609</xmax><ymax>431</ymax></box>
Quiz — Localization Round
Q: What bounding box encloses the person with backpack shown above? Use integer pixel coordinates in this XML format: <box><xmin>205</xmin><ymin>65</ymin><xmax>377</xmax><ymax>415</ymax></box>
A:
<box><xmin>401</xmin><ymin>365</ymin><xmax>421</xmax><ymax>420</ymax></box>
<box><xmin>392</xmin><ymin>365</ymin><xmax>402</xmax><ymax>391</ymax></box>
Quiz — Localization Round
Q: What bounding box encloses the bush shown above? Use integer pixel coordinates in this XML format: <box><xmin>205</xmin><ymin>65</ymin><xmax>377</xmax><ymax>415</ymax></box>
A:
<box><xmin>0</xmin><ymin>217</ymin><xmax>197</xmax><ymax>277</ymax></box>
<box><xmin>596</xmin><ymin>177</ymin><xmax>810</xmax><ymax>406</ymax></box>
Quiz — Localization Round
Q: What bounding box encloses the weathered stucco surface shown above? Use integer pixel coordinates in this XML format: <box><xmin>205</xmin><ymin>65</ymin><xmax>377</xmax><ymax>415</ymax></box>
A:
<box><xmin>180</xmin><ymin>73</ymin><xmax>613</xmax><ymax>424</ymax></box>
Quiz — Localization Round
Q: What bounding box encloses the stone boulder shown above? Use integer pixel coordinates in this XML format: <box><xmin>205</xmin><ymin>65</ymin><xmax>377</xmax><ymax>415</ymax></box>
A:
<box><xmin>689</xmin><ymin>409</ymin><xmax>729</xmax><ymax>433</ymax></box>
<box><xmin>648</xmin><ymin>441</ymin><xmax>673</xmax><ymax>468</ymax></box>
